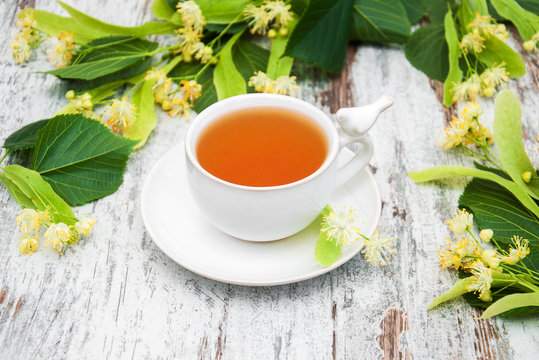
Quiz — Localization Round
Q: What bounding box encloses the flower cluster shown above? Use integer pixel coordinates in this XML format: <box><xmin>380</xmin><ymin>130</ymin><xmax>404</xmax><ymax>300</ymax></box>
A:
<box><xmin>175</xmin><ymin>1</ymin><xmax>212</xmax><ymax>63</ymax></box>
<box><xmin>101</xmin><ymin>96</ymin><xmax>138</xmax><ymax>134</ymax></box>
<box><xmin>437</xmin><ymin>102</ymin><xmax>493</xmax><ymax>150</ymax></box>
<box><xmin>460</xmin><ymin>14</ymin><xmax>508</xmax><ymax>55</ymax></box>
<box><xmin>46</xmin><ymin>31</ymin><xmax>75</xmax><ymax>68</ymax></box>
<box><xmin>438</xmin><ymin>208</ymin><xmax>530</xmax><ymax>301</ymax></box>
<box><xmin>9</xmin><ymin>9</ymin><xmax>41</xmax><ymax>64</ymax></box>
<box><xmin>145</xmin><ymin>67</ymin><xmax>202</xmax><ymax>120</ymax></box>
<box><xmin>320</xmin><ymin>207</ymin><xmax>397</xmax><ymax>266</ymax></box>
<box><xmin>523</xmin><ymin>32</ymin><xmax>539</xmax><ymax>53</ymax></box>
<box><xmin>15</xmin><ymin>208</ymin><xmax>96</xmax><ymax>255</ymax></box>
<box><xmin>59</xmin><ymin>90</ymin><xmax>99</xmax><ymax>120</ymax></box>
<box><xmin>451</xmin><ymin>13</ymin><xmax>512</xmax><ymax>103</ymax></box>
<box><xmin>243</xmin><ymin>1</ymin><xmax>294</xmax><ymax>37</ymax></box>
<box><xmin>248</xmin><ymin>71</ymin><xmax>300</xmax><ymax>96</ymax></box>
<box><xmin>453</xmin><ymin>63</ymin><xmax>509</xmax><ymax>102</ymax></box>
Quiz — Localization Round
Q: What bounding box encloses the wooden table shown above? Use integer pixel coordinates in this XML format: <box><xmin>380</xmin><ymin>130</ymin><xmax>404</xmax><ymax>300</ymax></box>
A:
<box><xmin>1</xmin><ymin>1</ymin><xmax>538</xmax><ymax>359</ymax></box>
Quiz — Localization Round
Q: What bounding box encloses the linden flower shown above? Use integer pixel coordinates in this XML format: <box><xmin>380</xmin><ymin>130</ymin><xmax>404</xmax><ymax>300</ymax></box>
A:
<box><xmin>523</xmin><ymin>32</ymin><xmax>538</xmax><ymax>52</ymax></box>
<box><xmin>16</xmin><ymin>209</ymin><xmax>41</xmax><ymax>233</ymax></box>
<box><xmin>249</xmin><ymin>71</ymin><xmax>274</xmax><ymax>93</ymax></box>
<box><xmin>193</xmin><ymin>43</ymin><xmax>213</xmax><ymax>63</ymax></box>
<box><xmin>447</xmin><ymin>209</ymin><xmax>473</xmax><ymax>235</ymax></box>
<box><xmin>44</xmin><ymin>222</ymin><xmax>73</xmax><ymax>254</ymax></box>
<box><xmin>321</xmin><ymin>208</ymin><xmax>361</xmax><ymax>246</ymax></box>
<box><xmin>460</xmin><ymin>102</ymin><xmax>482</xmax><ymax>123</ymax></box>
<box><xmin>480</xmin><ymin>63</ymin><xmax>509</xmax><ymax>94</ymax></box>
<box><xmin>438</xmin><ymin>236</ymin><xmax>477</xmax><ymax>270</ymax></box>
<box><xmin>361</xmin><ymin>228</ymin><xmax>397</xmax><ymax>266</ymax></box>
<box><xmin>74</xmin><ymin>215</ymin><xmax>96</xmax><ymax>236</ymax></box>
<box><xmin>452</xmin><ymin>74</ymin><xmax>481</xmax><ymax>102</ymax></box>
<box><xmin>9</xmin><ymin>34</ymin><xmax>31</xmax><ymax>64</ymax></box>
<box><xmin>264</xmin><ymin>1</ymin><xmax>294</xmax><ymax>28</ymax></box>
<box><xmin>175</xmin><ymin>26</ymin><xmax>202</xmax><ymax>59</ymax></box>
<box><xmin>510</xmin><ymin>236</ymin><xmax>530</xmax><ymax>261</ymax></box>
<box><xmin>466</xmin><ymin>261</ymin><xmax>493</xmax><ymax>299</ymax></box>
<box><xmin>19</xmin><ymin>233</ymin><xmax>39</xmax><ymax>255</ymax></box>
<box><xmin>176</xmin><ymin>0</ymin><xmax>206</xmax><ymax>32</ymax></box>
<box><xmin>481</xmin><ymin>249</ymin><xmax>501</xmax><ymax>269</ymax></box>
<box><xmin>101</xmin><ymin>96</ymin><xmax>138</xmax><ymax>133</ymax></box>
<box><xmin>168</xmin><ymin>93</ymin><xmax>189</xmax><ymax>118</ymax></box>
<box><xmin>460</xmin><ymin>30</ymin><xmax>485</xmax><ymax>54</ymax></box>
<box><xmin>180</xmin><ymin>80</ymin><xmax>202</xmax><ymax>102</ymax></box>
<box><xmin>273</xmin><ymin>76</ymin><xmax>300</xmax><ymax>96</ymax></box>
<box><xmin>145</xmin><ymin>68</ymin><xmax>168</xmax><ymax>88</ymax></box>
<box><xmin>47</xmin><ymin>31</ymin><xmax>74</xmax><ymax>69</ymax></box>
<box><xmin>244</xmin><ymin>4</ymin><xmax>271</xmax><ymax>35</ymax></box>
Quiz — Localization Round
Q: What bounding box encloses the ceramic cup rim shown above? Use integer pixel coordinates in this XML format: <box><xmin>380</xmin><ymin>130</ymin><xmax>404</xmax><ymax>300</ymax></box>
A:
<box><xmin>184</xmin><ymin>93</ymin><xmax>340</xmax><ymax>192</ymax></box>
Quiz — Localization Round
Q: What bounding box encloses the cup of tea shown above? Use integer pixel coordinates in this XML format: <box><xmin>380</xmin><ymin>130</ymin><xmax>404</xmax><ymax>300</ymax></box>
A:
<box><xmin>185</xmin><ymin>93</ymin><xmax>393</xmax><ymax>241</ymax></box>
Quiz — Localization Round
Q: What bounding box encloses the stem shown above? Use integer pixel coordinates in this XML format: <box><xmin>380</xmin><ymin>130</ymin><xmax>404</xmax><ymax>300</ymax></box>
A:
<box><xmin>0</xmin><ymin>150</ymin><xmax>9</xmax><ymax>166</ymax></box>
<box><xmin>207</xmin><ymin>13</ymin><xmax>243</xmax><ymax>48</ymax></box>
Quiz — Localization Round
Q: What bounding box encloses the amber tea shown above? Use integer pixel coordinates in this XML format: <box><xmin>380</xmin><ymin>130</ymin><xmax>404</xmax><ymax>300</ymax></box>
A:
<box><xmin>196</xmin><ymin>107</ymin><xmax>328</xmax><ymax>187</ymax></box>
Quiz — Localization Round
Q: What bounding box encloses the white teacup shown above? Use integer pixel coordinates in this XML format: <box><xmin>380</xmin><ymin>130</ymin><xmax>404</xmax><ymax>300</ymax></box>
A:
<box><xmin>185</xmin><ymin>94</ymin><xmax>392</xmax><ymax>241</ymax></box>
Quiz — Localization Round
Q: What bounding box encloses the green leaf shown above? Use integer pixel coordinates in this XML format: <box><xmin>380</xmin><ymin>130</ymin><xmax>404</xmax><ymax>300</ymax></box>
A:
<box><xmin>314</xmin><ymin>206</ymin><xmax>342</xmax><ymax>267</ymax></box>
<box><xmin>461</xmin><ymin>285</ymin><xmax>539</xmax><ymax>317</ymax></box>
<box><xmin>47</xmin><ymin>36</ymin><xmax>158</xmax><ymax>80</ymax></box>
<box><xmin>405</xmin><ymin>23</ymin><xmax>449</xmax><ymax>81</ymax></box>
<box><xmin>401</xmin><ymin>0</ymin><xmax>425</xmax><ymax>24</ymax></box>
<box><xmin>428</xmin><ymin>277</ymin><xmax>475</xmax><ymax>309</ymax></box>
<box><xmin>481</xmin><ymin>292</ymin><xmax>539</xmax><ymax>318</ymax></box>
<box><xmin>152</xmin><ymin>0</ymin><xmax>177</xmax><ymax>21</ymax></box>
<box><xmin>494</xmin><ymin>89</ymin><xmax>539</xmax><ymax>199</ymax></box>
<box><xmin>470</xmin><ymin>0</ymin><xmax>489</xmax><ymax>15</ymax></box>
<box><xmin>424</xmin><ymin>0</ymin><xmax>451</xmax><ymax>24</ymax></box>
<box><xmin>490</xmin><ymin>0</ymin><xmax>539</xmax><ymax>41</ymax></box>
<box><xmin>32</xmin><ymin>9</ymin><xmax>105</xmax><ymax>44</ymax></box>
<box><xmin>286</xmin><ymin>0</ymin><xmax>354</xmax><ymax>74</ymax></box>
<box><xmin>196</xmin><ymin>0</ymin><xmax>250</xmax><ymax>24</ymax></box>
<box><xmin>408</xmin><ymin>165</ymin><xmax>539</xmax><ymax>218</ymax></box>
<box><xmin>351</xmin><ymin>0</ymin><xmax>411</xmax><ymax>43</ymax></box>
<box><xmin>477</xmin><ymin>36</ymin><xmax>526</xmax><ymax>78</ymax></box>
<box><xmin>233</xmin><ymin>41</ymin><xmax>270</xmax><ymax>89</ymax></box>
<box><xmin>1</xmin><ymin>165</ymin><xmax>77</xmax><ymax>224</ymax></box>
<box><xmin>124</xmin><ymin>80</ymin><xmax>157</xmax><ymax>150</ymax></box>
<box><xmin>213</xmin><ymin>31</ymin><xmax>246</xmax><ymax>100</ymax></box>
<box><xmin>267</xmin><ymin>19</ymin><xmax>298</xmax><ymax>79</ymax></box>
<box><xmin>3</xmin><ymin>119</ymin><xmax>49</xmax><ymax>152</ymax></box>
<box><xmin>30</xmin><ymin>115</ymin><xmax>137</xmax><ymax>206</ymax></box>
<box><xmin>458</xmin><ymin>177</ymin><xmax>539</xmax><ymax>271</ymax></box>
<box><xmin>443</xmin><ymin>9</ymin><xmax>463</xmax><ymax>106</ymax></box>
<box><xmin>68</xmin><ymin>57</ymin><xmax>154</xmax><ymax>92</ymax></box>
<box><xmin>58</xmin><ymin>1</ymin><xmax>176</xmax><ymax>37</ymax></box>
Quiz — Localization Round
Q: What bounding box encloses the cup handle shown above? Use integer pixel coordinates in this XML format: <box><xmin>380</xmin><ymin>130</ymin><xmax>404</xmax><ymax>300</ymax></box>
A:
<box><xmin>334</xmin><ymin>95</ymin><xmax>393</xmax><ymax>188</ymax></box>
<box><xmin>335</xmin><ymin>133</ymin><xmax>374</xmax><ymax>188</ymax></box>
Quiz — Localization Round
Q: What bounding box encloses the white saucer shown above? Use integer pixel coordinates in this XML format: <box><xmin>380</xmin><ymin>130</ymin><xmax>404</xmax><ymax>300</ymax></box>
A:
<box><xmin>140</xmin><ymin>144</ymin><xmax>381</xmax><ymax>286</ymax></box>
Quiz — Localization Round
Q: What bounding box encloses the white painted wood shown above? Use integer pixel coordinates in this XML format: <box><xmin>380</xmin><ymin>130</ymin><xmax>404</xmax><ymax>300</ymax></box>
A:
<box><xmin>0</xmin><ymin>1</ymin><xmax>538</xmax><ymax>359</ymax></box>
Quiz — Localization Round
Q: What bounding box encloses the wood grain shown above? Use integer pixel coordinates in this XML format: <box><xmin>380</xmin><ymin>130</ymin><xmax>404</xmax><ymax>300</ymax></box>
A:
<box><xmin>0</xmin><ymin>1</ymin><xmax>538</xmax><ymax>359</ymax></box>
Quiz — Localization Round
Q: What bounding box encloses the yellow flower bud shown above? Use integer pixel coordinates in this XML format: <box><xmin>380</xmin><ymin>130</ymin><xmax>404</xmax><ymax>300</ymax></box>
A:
<box><xmin>268</xmin><ymin>29</ymin><xmax>277</xmax><ymax>38</ymax></box>
<box><xmin>65</xmin><ymin>90</ymin><xmax>75</xmax><ymax>100</ymax></box>
<box><xmin>161</xmin><ymin>99</ymin><xmax>172</xmax><ymax>111</ymax></box>
<box><xmin>279</xmin><ymin>27</ymin><xmax>288</xmax><ymax>37</ymax></box>
<box><xmin>482</xmin><ymin>87</ymin><xmax>495</xmax><ymax>97</ymax></box>
<box><xmin>522</xmin><ymin>171</ymin><xmax>532</xmax><ymax>183</ymax></box>
<box><xmin>478</xmin><ymin>290</ymin><xmax>492</xmax><ymax>302</ymax></box>
<box><xmin>523</xmin><ymin>40</ymin><xmax>535</xmax><ymax>52</ymax></box>
<box><xmin>479</xmin><ymin>229</ymin><xmax>493</xmax><ymax>243</ymax></box>
<box><xmin>82</xmin><ymin>99</ymin><xmax>93</xmax><ymax>109</ymax></box>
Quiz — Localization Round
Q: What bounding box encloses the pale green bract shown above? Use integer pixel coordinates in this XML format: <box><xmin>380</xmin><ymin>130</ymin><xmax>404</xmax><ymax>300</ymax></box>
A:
<box><xmin>213</xmin><ymin>31</ymin><xmax>246</xmax><ymax>100</ymax></box>
<box><xmin>493</xmin><ymin>89</ymin><xmax>539</xmax><ymax>200</ymax></box>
